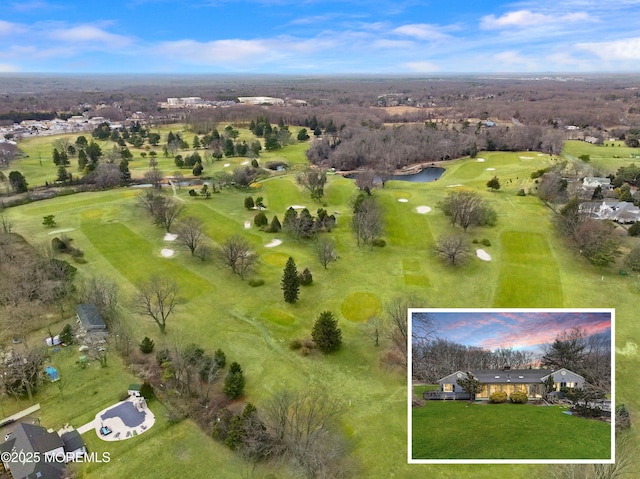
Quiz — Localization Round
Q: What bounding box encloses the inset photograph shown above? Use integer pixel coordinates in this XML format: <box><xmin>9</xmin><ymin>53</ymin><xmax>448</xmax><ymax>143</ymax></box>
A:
<box><xmin>409</xmin><ymin>308</ymin><xmax>614</xmax><ymax>464</ymax></box>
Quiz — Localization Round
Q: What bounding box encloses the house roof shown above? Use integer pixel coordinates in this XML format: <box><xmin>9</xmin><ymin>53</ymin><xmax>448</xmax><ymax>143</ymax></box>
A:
<box><xmin>60</xmin><ymin>430</ymin><xmax>85</xmax><ymax>453</ymax></box>
<box><xmin>437</xmin><ymin>368</ymin><xmax>583</xmax><ymax>385</ymax></box>
<box><xmin>76</xmin><ymin>304</ymin><xmax>107</xmax><ymax>330</ymax></box>
<box><xmin>1</xmin><ymin>422</ymin><xmax>65</xmax><ymax>479</ymax></box>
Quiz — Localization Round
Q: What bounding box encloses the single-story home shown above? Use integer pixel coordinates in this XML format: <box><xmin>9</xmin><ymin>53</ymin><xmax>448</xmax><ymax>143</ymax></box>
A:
<box><xmin>428</xmin><ymin>367</ymin><xmax>585</xmax><ymax>401</ymax></box>
<box><xmin>0</xmin><ymin>422</ymin><xmax>86</xmax><ymax>479</ymax></box>
<box><xmin>580</xmin><ymin>199</ymin><xmax>640</xmax><ymax>224</ymax></box>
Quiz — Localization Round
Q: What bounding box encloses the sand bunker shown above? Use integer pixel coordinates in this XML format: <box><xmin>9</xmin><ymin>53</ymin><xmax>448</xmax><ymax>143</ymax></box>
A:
<box><xmin>47</xmin><ymin>228</ymin><xmax>75</xmax><ymax>235</ymax></box>
<box><xmin>476</xmin><ymin>158</ymin><xmax>485</xmax><ymax>162</ymax></box>
<box><xmin>244</xmin><ymin>221</ymin><xmax>251</xmax><ymax>229</ymax></box>
<box><xmin>519</xmin><ymin>156</ymin><xmax>534</xmax><ymax>159</ymax></box>
<box><xmin>446</xmin><ymin>184</ymin><xmax>463</xmax><ymax>188</ymax></box>
<box><xmin>416</xmin><ymin>206</ymin><xmax>432</xmax><ymax>214</ymax></box>
<box><xmin>398</xmin><ymin>198</ymin><xmax>409</xmax><ymax>203</ymax></box>
<box><xmin>241</xmin><ymin>161</ymin><xmax>250</xmax><ymax>165</ymax></box>
<box><xmin>486</xmin><ymin>168</ymin><xmax>496</xmax><ymax>171</ymax></box>
<box><xmin>161</xmin><ymin>249</ymin><xmax>174</xmax><ymax>258</ymax></box>
<box><xmin>289</xmin><ymin>205</ymin><xmax>305</xmax><ymax>209</ymax></box>
<box><xmin>223</xmin><ymin>163</ymin><xmax>230</xmax><ymax>167</ymax></box>
<box><xmin>476</xmin><ymin>249</ymin><xmax>491</xmax><ymax>261</ymax></box>
<box><xmin>164</xmin><ymin>233</ymin><xmax>177</xmax><ymax>241</ymax></box>
<box><xmin>265</xmin><ymin>239</ymin><xmax>282</xmax><ymax>248</ymax></box>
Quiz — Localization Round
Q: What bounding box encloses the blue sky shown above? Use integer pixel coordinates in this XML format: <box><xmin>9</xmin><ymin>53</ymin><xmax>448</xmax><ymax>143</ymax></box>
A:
<box><xmin>1</xmin><ymin>0</ymin><xmax>640</xmax><ymax>73</ymax></box>
<box><xmin>412</xmin><ymin>310</ymin><xmax>612</xmax><ymax>356</ymax></box>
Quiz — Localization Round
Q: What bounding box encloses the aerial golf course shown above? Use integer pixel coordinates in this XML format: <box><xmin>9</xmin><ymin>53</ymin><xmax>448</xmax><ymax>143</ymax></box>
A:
<box><xmin>2</xmin><ymin>130</ymin><xmax>639</xmax><ymax>478</ymax></box>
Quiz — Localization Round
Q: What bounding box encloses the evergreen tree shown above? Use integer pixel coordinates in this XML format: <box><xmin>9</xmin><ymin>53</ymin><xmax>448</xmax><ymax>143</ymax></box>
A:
<box><xmin>486</xmin><ymin>176</ymin><xmax>501</xmax><ymax>191</ymax></box>
<box><xmin>268</xmin><ymin>215</ymin><xmax>282</xmax><ymax>233</ymax></box>
<box><xmin>223</xmin><ymin>362</ymin><xmax>245</xmax><ymax>400</ymax></box>
<box><xmin>311</xmin><ymin>311</ymin><xmax>342</xmax><ymax>353</ymax></box>
<box><xmin>281</xmin><ymin>256</ymin><xmax>300</xmax><ymax>303</ymax></box>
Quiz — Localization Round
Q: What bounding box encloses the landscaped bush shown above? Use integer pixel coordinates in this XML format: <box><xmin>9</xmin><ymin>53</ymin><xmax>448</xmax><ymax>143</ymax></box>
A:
<box><xmin>59</xmin><ymin>323</ymin><xmax>74</xmax><ymax>345</ymax></box>
<box><xmin>140</xmin><ymin>336</ymin><xmax>155</xmax><ymax>354</ymax></box>
<box><xmin>51</xmin><ymin>236</ymin><xmax>67</xmax><ymax>252</ymax></box>
<box><xmin>140</xmin><ymin>381</ymin><xmax>154</xmax><ymax>399</ymax></box>
<box><xmin>289</xmin><ymin>339</ymin><xmax>303</xmax><ymax>350</ymax></box>
<box><xmin>254</xmin><ymin>211</ymin><xmax>268</xmax><ymax>227</ymax></box>
<box><xmin>509</xmin><ymin>391</ymin><xmax>528</xmax><ymax>404</ymax></box>
<box><xmin>372</xmin><ymin>238</ymin><xmax>386</xmax><ymax>247</ymax></box>
<box><xmin>573</xmin><ymin>404</ymin><xmax>603</xmax><ymax>418</ymax></box>
<box><xmin>248</xmin><ymin>278</ymin><xmax>265</xmax><ymax>287</ymax></box>
<box><xmin>517</xmin><ymin>188</ymin><xmax>526</xmax><ymax>196</ymax></box>
<box><xmin>118</xmin><ymin>391</ymin><xmax>130</xmax><ymax>401</ymax></box>
<box><xmin>298</xmin><ymin>267</ymin><xmax>313</xmax><ymax>286</ymax></box>
<box><xmin>616</xmin><ymin>404</ymin><xmax>631</xmax><ymax>431</ymax></box>
<box><xmin>481</xmin><ymin>238</ymin><xmax>491</xmax><ymax>247</ymax></box>
<box><xmin>489</xmin><ymin>391</ymin><xmax>508</xmax><ymax>403</ymax></box>
<box><xmin>244</xmin><ymin>196</ymin><xmax>255</xmax><ymax>210</ymax></box>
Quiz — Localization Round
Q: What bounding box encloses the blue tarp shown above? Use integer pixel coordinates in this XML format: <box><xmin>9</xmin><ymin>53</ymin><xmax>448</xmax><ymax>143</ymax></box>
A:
<box><xmin>45</xmin><ymin>366</ymin><xmax>59</xmax><ymax>381</ymax></box>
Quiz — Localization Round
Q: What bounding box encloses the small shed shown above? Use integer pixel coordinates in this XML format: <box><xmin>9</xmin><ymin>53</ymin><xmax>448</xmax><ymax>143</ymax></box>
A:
<box><xmin>128</xmin><ymin>384</ymin><xmax>142</xmax><ymax>397</ymax></box>
<box><xmin>76</xmin><ymin>304</ymin><xmax>107</xmax><ymax>333</ymax></box>
<box><xmin>45</xmin><ymin>366</ymin><xmax>59</xmax><ymax>382</ymax></box>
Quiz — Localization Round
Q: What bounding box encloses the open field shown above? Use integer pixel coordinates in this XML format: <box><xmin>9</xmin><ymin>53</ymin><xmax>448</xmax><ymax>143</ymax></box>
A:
<box><xmin>412</xmin><ymin>401</ymin><xmax>611</xmax><ymax>460</ymax></box>
<box><xmin>1</xmin><ymin>136</ymin><xmax>639</xmax><ymax>478</ymax></box>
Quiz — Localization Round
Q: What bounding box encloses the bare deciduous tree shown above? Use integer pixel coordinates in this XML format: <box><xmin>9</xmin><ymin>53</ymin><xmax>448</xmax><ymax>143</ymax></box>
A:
<box><xmin>134</xmin><ymin>276</ymin><xmax>180</xmax><ymax>334</ymax></box>
<box><xmin>439</xmin><ymin>190</ymin><xmax>495</xmax><ymax>232</ymax></box>
<box><xmin>176</xmin><ymin>216</ymin><xmax>205</xmax><ymax>255</ymax></box>
<box><xmin>217</xmin><ymin>235</ymin><xmax>258</xmax><ymax>279</ymax></box>
<box><xmin>352</xmin><ymin>196</ymin><xmax>384</xmax><ymax>247</ymax></box>
<box><xmin>296</xmin><ymin>167</ymin><xmax>327</xmax><ymax>200</ymax></box>
<box><xmin>315</xmin><ymin>237</ymin><xmax>337</xmax><ymax>269</ymax></box>
<box><xmin>434</xmin><ymin>234</ymin><xmax>469</xmax><ymax>265</ymax></box>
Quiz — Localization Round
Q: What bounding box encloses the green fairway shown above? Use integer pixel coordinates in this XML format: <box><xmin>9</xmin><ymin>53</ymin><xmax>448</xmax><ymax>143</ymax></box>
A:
<box><xmin>412</xmin><ymin>401</ymin><xmax>611</xmax><ymax>460</ymax></box>
<box><xmin>2</xmin><ymin>138</ymin><xmax>639</xmax><ymax>479</ymax></box>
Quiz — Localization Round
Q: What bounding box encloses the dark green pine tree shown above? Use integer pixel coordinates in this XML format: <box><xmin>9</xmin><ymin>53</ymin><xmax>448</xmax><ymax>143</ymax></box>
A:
<box><xmin>311</xmin><ymin>311</ymin><xmax>342</xmax><ymax>353</ymax></box>
<box><xmin>281</xmin><ymin>256</ymin><xmax>300</xmax><ymax>303</ymax></box>
<box><xmin>223</xmin><ymin>362</ymin><xmax>245</xmax><ymax>400</ymax></box>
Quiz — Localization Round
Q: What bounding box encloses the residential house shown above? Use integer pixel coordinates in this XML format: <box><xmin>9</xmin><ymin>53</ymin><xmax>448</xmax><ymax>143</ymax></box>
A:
<box><xmin>427</xmin><ymin>367</ymin><xmax>585</xmax><ymax>401</ymax></box>
<box><xmin>580</xmin><ymin>199</ymin><xmax>640</xmax><ymax>224</ymax></box>
<box><xmin>0</xmin><ymin>422</ymin><xmax>86</xmax><ymax>479</ymax></box>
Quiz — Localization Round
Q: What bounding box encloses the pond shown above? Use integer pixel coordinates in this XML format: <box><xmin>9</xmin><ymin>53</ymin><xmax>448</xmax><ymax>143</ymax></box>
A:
<box><xmin>345</xmin><ymin>166</ymin><xmax>445</xmax><ymax>183</ymax></box>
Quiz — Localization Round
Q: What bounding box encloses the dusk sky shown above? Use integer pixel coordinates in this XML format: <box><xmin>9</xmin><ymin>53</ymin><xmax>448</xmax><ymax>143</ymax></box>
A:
<box><xmin>412</xmin><ymin>310</ymin><xmax>612</xmax><ymax>355</ymax></box>
<box><xmin>1</xmin><ymin>1</ymin><xmax>640</xmax><ymax>74</ymax></box>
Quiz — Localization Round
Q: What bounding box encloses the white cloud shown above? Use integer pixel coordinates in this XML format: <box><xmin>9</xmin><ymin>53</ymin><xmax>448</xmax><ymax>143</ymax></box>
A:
<box><xmin>480</xmin><ymin>10</ymin><xmax>590</xmax><ymax>30</ymax></box>
<box><xmin>576</xmin><ymin>37</ymin><xmax>640</xmax><ymax>60</ymax></box>
<box><xmin>48</xmin><ymin>25</ymin><xmax>133</xmax><ymax>48</ymax></box>
<box><xmin>0</xmin><ymin>20</ymin><xmax>24</xmax><ymax>36</ymax></box>
<box><xmin>155</xmin><ymin>39</ymin><xmax>271</xmax><ymax>65</ymax></box>
<box><xmin>402</xmin><ymin>61</ymin><xmax>440</xmax><ymax>72</ymax></box>
<box><xmin>392</xmin><ymin>23</ymin><xmax>452</xmax><ymax>42</ymax></box>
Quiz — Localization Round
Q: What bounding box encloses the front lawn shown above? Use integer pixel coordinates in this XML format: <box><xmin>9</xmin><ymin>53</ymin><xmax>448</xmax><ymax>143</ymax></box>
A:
<box><xmin>412</xmin><ymin>401</ymin><xmax>611</xmax><ymax>460</ymax></box>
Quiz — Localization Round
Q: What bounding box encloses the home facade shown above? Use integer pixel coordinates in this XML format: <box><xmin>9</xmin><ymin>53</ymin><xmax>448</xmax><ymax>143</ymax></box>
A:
<box><xmin>427</xmin><ymin>367</ymin><xmax>585</xmax><ymax>401</ymax></box>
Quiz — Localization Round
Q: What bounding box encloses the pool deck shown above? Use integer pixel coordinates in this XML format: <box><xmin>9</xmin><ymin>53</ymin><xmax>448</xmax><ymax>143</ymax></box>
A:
<box><xmin>92</xmin><ymin>396</ymin><xmax>156</xmax><ymax>441</ymax></box>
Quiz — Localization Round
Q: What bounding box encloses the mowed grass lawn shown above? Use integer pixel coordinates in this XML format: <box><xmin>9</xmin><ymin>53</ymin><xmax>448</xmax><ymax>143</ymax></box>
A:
<box><xmin>4</xmin><ymin>140</ymin><xmax>640</xmax><ymax>478</ymax></box>
<box><xmin>412</xmin><ymin>401</ymin><xmax>611</xmax><ymax>460</ymax></box>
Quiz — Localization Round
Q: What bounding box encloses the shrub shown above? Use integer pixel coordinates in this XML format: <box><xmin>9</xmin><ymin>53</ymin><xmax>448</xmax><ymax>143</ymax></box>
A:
<box><xmin>254</xmin><ymin>211</ymin><xmax>268</xmax><ymax>227</ymax></box>
<box><xmin>628</xmin><ymin>222</ymin><xmax>640</xmax><ymax>236</ymax></box>
<box><xmin>298</xmin><ymin>267</ymin><xmax>313</xmax><ymax>286</ymax></box>
<box><xmin>481</xmin><ymin>238</ymin><xmax>491</xmax><ymax>247</ymax></box>
<box><xmin>472</xmin><ymin>239</ymin><xmax>478</xmax><ymax>244</ymax></box>
<box><xmin>489</xmin><ymin>391</ymin><xmax>508</xmax><ymax>403</ymax></box>
<box><xmin>265</xmin><ymin>160</ymin><xmax>289</xmax><ymax>171</ymax></box>
<box><xmin>517</xmin><ymin>188</ymin><xmax>526</xmax><ymax>196</ymax></box>
<box><xmin>251</xmin><ymin>159</ymin><xmax>259</xmax><ymax>168</ymax></box>
<box><xmin>289</xmin><ymin>339</ymin><xmax>303</xmax><ymax>350</ymax></box>
<box><xmin>372</xmin><ymin>238</ymin><xmax>386</xmax><ymax>247</ymax></box>
<box><xmin>616</xmin><ymin>404</ymin><xmax>631</xmax><ymax>431</ymax></box>
<box><xmin>140</xmin><ymin>336</ymin><xmax>155</xmax><ymax>354</ymax></box>
<box><xmin>244</xmin><ymin>196</ymin><xmax>255</xmax><ymax>209</ymax></box>
<box><xmin>509</xmin><ymin>391</ymin><xmax>528</xmax><ymax>404</ymax></box>
<box><xmin>51</xmin><ymin>237</ymin><xmax>67</xmax><ymax>252</ymax></box>
<box><xmin>155</xmin><ymin>348</ymin><xmax>171</xmax><ymax>365</ymax></box>
<box><xmin>248</xmin><ymin>278</ymin><xmax>265</xmax><ymax>287</ymax></box>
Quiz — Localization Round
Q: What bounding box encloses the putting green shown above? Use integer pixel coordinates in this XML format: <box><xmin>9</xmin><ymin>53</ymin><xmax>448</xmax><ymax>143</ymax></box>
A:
<box><xmin>340</xmin><ymin>291</ymin><xmax>382</xmax><ymax>322</ymax></box>
<box><xmin>262</xmin><ymin>252</ymin><xmax>290</xmax><ymax>267</ymax></box>
<box><xmin>260</xmin><ymin>308</ymin><xmax>296</xmax><ymax>326</ymax></box>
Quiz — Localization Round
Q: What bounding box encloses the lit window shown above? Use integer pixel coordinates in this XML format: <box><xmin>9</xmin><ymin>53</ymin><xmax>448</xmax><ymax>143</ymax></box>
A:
<box><xmin>443</xmin><ymin>384</ymin><xmax>453</xmax><ymax>392</ymax></box>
